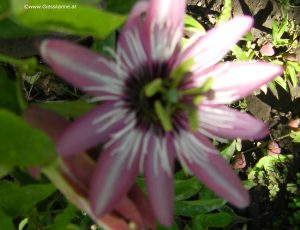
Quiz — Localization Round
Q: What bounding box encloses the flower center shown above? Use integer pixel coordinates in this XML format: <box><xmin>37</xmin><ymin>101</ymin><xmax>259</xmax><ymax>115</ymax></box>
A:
<box><xmin>123</xmin><ymin>60</ymin><xmax>214</xmax><ymax>133</ymax></box>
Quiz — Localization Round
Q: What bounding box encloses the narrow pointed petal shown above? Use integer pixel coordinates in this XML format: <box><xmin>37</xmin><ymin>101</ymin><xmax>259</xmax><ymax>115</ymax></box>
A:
<box><xmin>89</xmin><ymin>139</ymin><xmax>139</xmax><ymax>217</ymax></box>
<box><xmin>23</xmin><ymin>106</ymin><xmax>69</xmax><ymax>142</ymax></box>
<box><xmin>114</xmin><ymin>196</ymin><xmax>144</xmax><ymax>228</ymax></box>
<box><xmin>100</xmin><ymin>214</ymin><xmax>132</xmax><ymax>230</ymax></box>
<box><xmin>122</xmin><ymin>1</ymin><xmax>149</xmax><ymax>32</ymax></box>
<box><xmin>199</xmin><ymin>105</ymin><xmax>269</xmax><ymax>140</ymax></box>
<box><xmin>144</xmin><ymin>0</ymin><xmax>186</xmax><ymax>62</ymax></box>
<box><xmin>128</xmin><ymin>186</ymin><xmax>156</xmax><ymax>229</ymax></box>
<box><xmin>40</xmin><ymin>39</ymin><xmax>123</xmax><ymax>97</ymax></box>
<box><xmin>188</xmin><ymin>62</ymin><xmax>283</xmax><ymax>104</ymax></box>
<box><xmin>62</xmin><ymin>153</ymin><xmax>96</xmax><ymax>189</ymax></box>
<box><xmin>183</xmin><ymin>134</ymin><xmax>249</xmax><ymax>208</ymax></box>
<box><xmin>56</xmin><ymin>102</ymin><xmax>126</xmax><ymax>156</ymax></box>
<box><xmin>144</xmin><ymin>135</ymin><xmax>174</xmax><ymax>226</ymax></box>
<box><xmin>177</xmin><ymin>16</ymin><xmax>253</xmax><ymax>72</ymax></box>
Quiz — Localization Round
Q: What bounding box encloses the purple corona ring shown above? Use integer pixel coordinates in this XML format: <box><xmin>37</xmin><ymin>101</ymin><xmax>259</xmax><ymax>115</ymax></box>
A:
<box><xmin>40</xmin><ymin>0</ymin><xmax>283</xmax><ymax>226</ymax></box>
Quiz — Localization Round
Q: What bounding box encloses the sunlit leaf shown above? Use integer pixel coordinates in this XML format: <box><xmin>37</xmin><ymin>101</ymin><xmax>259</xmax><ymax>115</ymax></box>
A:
<box><xmin>10</xmin><ymin>0</ymin><xmax>126</xmax><ymax>38</ymax></box>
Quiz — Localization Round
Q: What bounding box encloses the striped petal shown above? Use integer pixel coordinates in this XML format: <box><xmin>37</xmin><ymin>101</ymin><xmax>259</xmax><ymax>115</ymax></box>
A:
<box><xmin>117</xmin><ymin>4</ymin><xmax>149</xmax><ymax>73</ymax></box>
<box><xmin>181</xmin><ymin>133</ymin><xmax>249</xmax><ymax>208</ymax></box>
<box><xmin>190</xmin><ymin>62</ymin><xmax>283</xmax><ymax>104</ymax></box>
<box><xmin>199</xmin><ymin>105</ymin><xmax>269</xmax><ymax>140</ymax></box>
<box><xmin>56</xmin><ymin>102</ymin><xmax>126</xmax><ymax>156</ymax></box>
<box><xmin>177</xmin><ymin>16</ymin><xmax>253</xmax><ymax>72</ymax></box>
<box><xmin>40</xmin><ymin>39</ymin><xmax>123</xmax><ymax>98</ymax></box>
<box><xmin>89</xmin><ymin>137</ymin><xmax>140</xmax><ymax>217</ymax></box>
<box><xmin>144</xmin><ymin>0</ymin><xmax>186</xmax><ymax>62</ymax></box>
<box><xmin>144</xmin><ymin>135</ymin><xmax>174</xmax><ymax>226</ymax></box>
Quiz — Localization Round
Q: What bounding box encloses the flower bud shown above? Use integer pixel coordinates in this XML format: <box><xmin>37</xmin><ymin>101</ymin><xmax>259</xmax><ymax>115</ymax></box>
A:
<box><xmin>288</xmin><ymin>118</ymin><xmax>300</xmax><ymax>131</ymax></box>
<box><xmin>267</xmin><ymin>141</ymin><xmax>281</xmax><ymax>155</ymax></box>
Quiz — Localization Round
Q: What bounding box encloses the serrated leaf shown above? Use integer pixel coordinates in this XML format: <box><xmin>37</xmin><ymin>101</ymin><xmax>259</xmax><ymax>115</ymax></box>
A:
<box><xmin>175</xmin><ymin>198</ymin><xmax>226</xmax><ymax>217</ymax></box>
<box><xmin>0</xmin><ymin>109</ymin><xmax>56</xmax><ymax>167</ymax></box>
<box><xmin>0</xmin><ymin>181</ymin><xmax>56</xmax><ymax>217</ymax></box>
<box><xmin>11</xmin><ymin>0</ymin><xmax>126</xmax><ymax>38</ymax></box>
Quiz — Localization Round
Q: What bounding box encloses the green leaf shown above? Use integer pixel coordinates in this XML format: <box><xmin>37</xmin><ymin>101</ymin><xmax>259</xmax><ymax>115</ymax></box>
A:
<box><xmin>0</xmin><ymin>165</ymin><xmax>12</xmax><ymax>179</ymax></box>
<box><xmin>0</xmin><ymin>181</ymin><xmax>56</xmax><ymax>217</ymax></box>
<box><xmin>286</xmin><ymin>65</ymin><xmax>297</xmax><ymax>87</ymax></box>
<box><xmin>0</xmin><ymin>68</ymin><xmax>21</xmax><ymax>113</ymax></box>
<box><xmin>193</xmin><ymin>212</ymin><xmax>232</xmax><ymax>228</ymax></box>
<box><xmin>11</xmin><ymin>0</ymin><xmax>126</xmax><ymax>38</ymax></box>
<box><xmin>0</xmin><ymin>207</ymin><xmax>14</xmax><ymax>230</ymax></box>
<box><xmin>184</xmin><ymin>14</ymin><xmax>205</xmax><ymax>31</ymax></box>
<box><xmin>0</xmin><ymin>109</ymin><xmax>56</xmax><ymax>167</ymax></box>
<box><xmin>175</xmin><ymin>198</ymin><xmax>226</xmax><ymax>217</ymax></box>
<box><xmin>35</xmin><ymin>100</ymin><xmax>95</xmax><ymax>119</ymax></box>
<box><xmin>220</xmin><ymin>140</ymin><xmax>236</xmax><ymax>161</ymax></box>
<box><xmin>291</xmin><ymin>131</ymin><xmax>300</xmax><ymax>143</ymax></box>
<box><xmin>218</xmin><ymin>0</ymin><xmax>232</xmax><ymax>24</ymax></box>
<box><xmin>0</xmin><ymin>19</ymin><xmax>40</xmax><ymax>38</ymax></box>
<box><xmin>50</xmin><ymin>204</ymin><xmax>78</xmax><ymax>230</ymax></box>
<box><xmin>274</xmin><ymin>76</ymin><xmax>287</xmax><ymax>91</ymax></box>
<box><xmin>231</xmin><ymin>44</ymin><xmax>250</xmax><ymax>61</ymax></box>
<box><xmin>175</xmin><ymin>177</ymin><xmax>202</xmax><ymax>201</ymax></box>
<box><xmin>105</xmin><ymin>0</ymin><xmax>137</xmax><ymax>14</ymax></box>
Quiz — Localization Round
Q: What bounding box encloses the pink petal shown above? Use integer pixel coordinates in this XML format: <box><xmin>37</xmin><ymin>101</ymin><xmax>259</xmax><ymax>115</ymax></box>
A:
<box><xmin>100</xmin><ymin>214</ymin><xmax>132</xmax><ymax>230</ymax></box>
<box><xmin>128</xmin><ymin>186</ymin><xmax>156</xmax><ymax>230</ymax></box>
<box><xmin>89</xmin><ymin>139</ymin><xmax>139</xmax><ymax>217</ymax></box>
<box><xmin>117</xmin><ymin>2</ymin><xmax>149</xmax><ymax>72</ymax></box>
<box><xmin>183</xmin><ymin>133</ymin><xmax>249</xmax><ymax>208</ymax></box>
<box><xmin>56</xmin><ymin>102</ymin><xmax>126</xmax><ymax>156</ymax></box>
<box><xmin>114</xmin><ymin>196</ymin><xmax>144</xmax><ymax>228</ymax></box>
<box><xmin>259</xmin><ymin>42</ymin><xmax>275</xmax><ymax>56</ymax></box>
<box><xmin>62</xmin><ymin>153</ymin><xmax>96</xmax><ymax>189</ymax></box>
<box><xmin>144</xmin><ymin>135</ymin><xmax>174</xmax><ymax>226</ymax></box>
<box><xmin>23</xmin><ymin>106</ymin><xmax>69</xmax><ymax>142</ymax></box>
<box><xmin>144</xmin><ymin>0</ymin><xmax>186</xmax><ymax>62</ymax></box>
<box><xmin>122</xmin><ymin>1</ymin><xmax>149</xmax><ymax>32</ymax></box>
<box><xmin>177</xmin><ymin>16</ymin><xmax>253</xmax><ymax>72</ymax></box>
<box><xmin>191</xmin><ymin>62</ymin><xmax>283</xmax><ymax>104</ymax></box>
<box><xmin>40</xmin><ymin>39</ymin><xmax>122</xmax><ymax>97</ymax></box>
<box><xmin>199</xmin><ymin>105</ymin><xmax>269</xmax><ymax>140</ymax></box>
